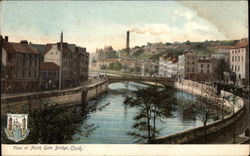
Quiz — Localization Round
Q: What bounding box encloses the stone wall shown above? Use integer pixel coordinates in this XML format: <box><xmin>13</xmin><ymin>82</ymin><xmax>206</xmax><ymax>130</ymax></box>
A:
<box><xmin>1</xmin><ymin>80</ymin><xmax>108</xmax><ymax>119</ymax></box>
<box><xmin>153</xmin><ymin>79</ymin><xmax>245</xmax><ymax>144</ymax></box>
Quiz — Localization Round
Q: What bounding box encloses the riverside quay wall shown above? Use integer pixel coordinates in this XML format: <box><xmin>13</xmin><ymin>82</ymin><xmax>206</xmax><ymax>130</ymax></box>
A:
<box><xmin>1</xmin><ymin>79</ymin><xmax>108</xmax><ymax>118</ymax></box>
<box><xmin>153</xmin><ymin>79</ymin><xmax>245</xmax><ymax>144</ymax></box>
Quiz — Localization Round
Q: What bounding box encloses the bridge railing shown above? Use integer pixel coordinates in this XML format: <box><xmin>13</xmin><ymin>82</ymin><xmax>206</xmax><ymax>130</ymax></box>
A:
<box><xmin>107</xmin><ymin>75</ymin><xmax>175</xmax><ymax>82</ymax></box>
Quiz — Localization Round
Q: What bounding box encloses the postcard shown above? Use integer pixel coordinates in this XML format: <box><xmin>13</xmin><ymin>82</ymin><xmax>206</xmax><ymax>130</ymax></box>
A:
<box><xmin>0</xmin><ymin>1</ymin><xmax>249</xmax><ymax>156</ymax></box>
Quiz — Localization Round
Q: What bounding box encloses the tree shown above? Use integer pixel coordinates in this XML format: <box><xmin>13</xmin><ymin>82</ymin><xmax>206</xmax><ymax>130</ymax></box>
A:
<box><xmin>124</xmin><ymin>85</ymin><xmax>176</xmax><ymax>143</ymax></box>
<box><xmin>108</xmin><ymin>62</ymin><xmax>115</xmax><ymax>70</ymax></box>
<box><xmin>183</xmin><ymin>87</ymin><xmax>223</xmax><ymax>143</ymax></box>
<box><xmin>113</xmin><ymin>62</ymin><xmax>122</xmax><ymax>71</ymax></box>
<box><xmin>224</xmin><ymin>94</ymin><xmax>241</xmax><ymax>143</ymax></box>
<box><xmin>129</xmin><ymin>67</ymin><xmax>134</xmax><ymax>73</ymax></box>
<box><xmin>1</xmin><ymin>99</ymin><xmax>111</xmax><ymax>144</ymax></box>
<box><xmin>213</xmin><ymin>58</ymin><xmax>230</xmax><ymax>82</ymax></box>
<box><xmin>135</xmin><ymin>67</ymin><xmax>141</xmax><ymax>73</ymax></box>
<box><xmin>100</xmin><ymin>65</ymin><xmax>107</xmax><ymax>70</ymax></box>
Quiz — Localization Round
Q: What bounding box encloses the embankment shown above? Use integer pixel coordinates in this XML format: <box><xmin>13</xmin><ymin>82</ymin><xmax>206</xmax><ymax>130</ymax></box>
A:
<box><xmin>153</xmin><ymin>79</ymin><xmax>245</xmax><ymax>144</ymax></box>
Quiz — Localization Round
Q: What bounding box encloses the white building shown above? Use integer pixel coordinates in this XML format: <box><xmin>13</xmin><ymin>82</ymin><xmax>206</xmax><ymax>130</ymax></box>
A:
<box><xmin>158</xmin><ymin>53</ymin><xmax>173</xmax><ymax>77</ymax></box>
<box><xmin>229</xmin><ymin>38</ymin><xmax>249</xmax><ymax>84</ymax></box>
<box><xmin>177</xmin><ymin>54</ymin><xmax>185</xmax><ymax>79</ymax></box>
<box><xmin>158</xmin><ymin>53</ymin><xmax>178</xmax><ymax>78</ymax></box>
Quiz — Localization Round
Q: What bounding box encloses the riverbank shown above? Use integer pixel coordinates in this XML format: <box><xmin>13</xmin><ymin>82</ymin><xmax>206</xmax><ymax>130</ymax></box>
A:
<box><xmin>1</xmin><ymin>78</ymin><xmax>108</xmax><ymax>119</ymax></box>
<box><xmin>153</xmin><ymin>79</ymin><xmax>246</xmax><ymax>144</ymax></box>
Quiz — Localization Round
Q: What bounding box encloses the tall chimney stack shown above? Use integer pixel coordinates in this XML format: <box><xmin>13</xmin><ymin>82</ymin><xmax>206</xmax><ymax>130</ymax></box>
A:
<box><xmin>126</xmin><ymin>31</ymin><xmax>130</xmax><ymax>49</ymax></box>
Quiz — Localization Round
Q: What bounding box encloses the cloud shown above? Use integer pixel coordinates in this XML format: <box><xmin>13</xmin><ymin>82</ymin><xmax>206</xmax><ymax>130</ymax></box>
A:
<box><xmin>178</xmin><ymin>1</ymin><xmax>248</xmax><ymax>39</ymax></box>
<box><xmin>174</xmin><ymin>10</ymin><xmax>193</xmax><ymax>21</ymax></box>
<box><xmin>129</xmin><ymin>24</ymin><xmax>170</xmax><ymax>36</ymax></box>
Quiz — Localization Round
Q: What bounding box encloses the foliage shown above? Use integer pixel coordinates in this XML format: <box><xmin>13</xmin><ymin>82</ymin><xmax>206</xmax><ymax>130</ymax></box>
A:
<box><xmin>108</xmin><ymin>62</ymin><xmax>123</xmax><ymax>71</ymax></box>
<box><xmin>124</xmin><ymin>85</ymin><xmax>176</xmax><ymax>143</ymax></box>
<box><xmin>213</xmin><ymin>58</ymin><xmax>230</xmax><ymax>82</ymax></box>
<box><xmin>1</xmin><ymin>99</ymin><xmax>109</xmax><ymax>144</ymax></box>
<box><xmin>135</xmin><ymin>67</ymin><xmax>141</xmax><ymax>73</ymax></box>
<box><xmin>100</xmin><ymin>65</ymin><xmax>107</xmax><ymax>70</ymax></box>
<box><xmin>132</xmin><ymin>49</ymin><xmax>144</xmax><ymax>57</ymax></box>
<box><xmin>106</xmin><ymin>51</ymin><xmax>118</xmax><ymax>59</ymax></box>
<box><xmin>129</xmin><ymin>67</ymin><xmax>134</xmax><ymax>73</ymax></box>
<box><xmin>183</xmin><ymin>87</ymin><xmax>224</xmax><ymax>143</ymax></box>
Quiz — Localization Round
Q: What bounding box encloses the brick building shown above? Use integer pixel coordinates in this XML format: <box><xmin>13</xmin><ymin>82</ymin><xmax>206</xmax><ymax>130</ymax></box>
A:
<box><xmin>1</xmin><ymin>37</ymin><xmax>40</xmax><ymax>93</ymax></box>
<box><xmin>183</xmin><ymin>50</ymin><xmax>198</xmax><ymax>80</ymax></box>
<box><xmin>44</xmin><ymin>42</ymin><xmax>89</xmax><ymax>88</ymax></box>
<box><xmin>197</xmin><ymin>59</ymin><xmax>213</xmax><ymax>82</ymax></box>
<box><xmin>39</xmin><ymin>62</ymin><xmax>59</xmax><ymax>90</ymax></box>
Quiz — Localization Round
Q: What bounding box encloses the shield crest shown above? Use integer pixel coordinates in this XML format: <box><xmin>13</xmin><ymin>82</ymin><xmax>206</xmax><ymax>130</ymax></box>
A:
<box><xmin>5</xmin><ymin>114</ymin><xmax>29</xmax><ymax>142</ymax></box>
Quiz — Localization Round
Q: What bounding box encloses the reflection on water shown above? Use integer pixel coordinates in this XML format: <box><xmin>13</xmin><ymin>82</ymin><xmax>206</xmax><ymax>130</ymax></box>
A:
<box><xmin>69</xmin><ymin>82</ymin><xmax>203</xmax><ymax>144</ymax></box>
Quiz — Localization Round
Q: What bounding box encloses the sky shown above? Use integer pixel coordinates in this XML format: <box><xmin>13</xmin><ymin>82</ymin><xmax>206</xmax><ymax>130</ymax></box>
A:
<box><xmin>0</xmin><ymin>1</ymin><xmax>248</xmax><ymax>53</ymax></box>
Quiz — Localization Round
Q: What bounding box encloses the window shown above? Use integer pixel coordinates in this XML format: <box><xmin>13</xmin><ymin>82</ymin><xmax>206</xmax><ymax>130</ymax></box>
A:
<box><xmin>187</xmin><ymin>68</ymin><xmax>189</xmax><ymax>72</ymax></box>
<box><xmin>232</xmin><ymin>56</ymin><xmax>234</xmax><ymax>62</ymax></box>
<box><xmin>29</xmin><ymin>71</ymin><xmax>31</xmax><ymax>78</ymax></box>
<box><xmin>23</xmin><ymin>59</ymin><xmax>25</xmax><ymax>66</ymax></box>
<box><xmin>201</xmin><ymin>69</ymin><xmax>203</xmax><ymax>73</ymax></box>
<box><xmin>51</xmin><ymin>52</ymin><xmax>53</xmax><ymax>55</ymax></box>
<box><xmin>35</xmin><ymin>60</ymin><xmax>37</xmax><ymax>66</ymax></box>
<box><xmin>7</xmin><ymin>54</ymin><xmax>15</xmax><ymax>63</ymax></box>
<box><xmin>207</xmin><ymin>64</ymin><xmax>210</xmax><ymax>67</ymax></box>
<box><xmin>235</xmin><ymin>65</ymin><xmax>237</xmax><ymax>71</ymax></box>
<box><xmin>238</xmin><ymin>56</ymin><xmax>240</xmax><ymax>61</ymax></box>
<box><xmin>201</xmin><ymin>64</ymin><xmax>203</xmax><ymax>68</ymax></box>
<box><xmin>207</xmin><ymin>69</ymin><xmax>210</xmax><ymax>73</ymax></box>
<box><xmin>242</xmin><ymin>56</ymin><xmax>243</xmax><ymax>61</ymax></box>
<box><xmin>238</xmin><ymin>65</ymin><xmax>240</xmax><ymax>71</ymax></box>
<box><xmin>235</xmin><ymin>57</ymin><xmax>237</xmax><ymax>62</ymax></box>
<box><xmin>187</xmin><ymin>61</ymin><xmax>189</xmax><ymax>65</ymax></box>
<box><xmin>192</xmin><ymin>62</ymin><xmax>194</xmax><ymax>65</ymax></box>
<box><xmin>34</xmin><ymin>71</ymin><xmax>37</xmax><ymax>77</ymax></box>
<box><xmin>192</xmin><ymin>68</ymin><xmax>194</xmax><ymax>72</ymax></box>
<box><xmin>22</xmin><ymin>71</ymin><xmax>25</xmax><ymax>78</ymax></box>
<box><xmin>232</xmin><ymin>65</ymin><xmax>234</xmax><ymax>71</ymax></box>
<box><xmin>29</xmin><ymin>59</ymin><xmax>31</xmax><ymax>67</ymax></box>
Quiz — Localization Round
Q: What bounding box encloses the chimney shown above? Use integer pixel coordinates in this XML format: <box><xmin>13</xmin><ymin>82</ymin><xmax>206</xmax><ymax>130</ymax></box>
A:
<box><xmin>20</xmin><ymin>40</ymin><xmax>28</xmax><ymax>44</ymax></box>
<box><xmin>126</xmin><ymin>31</ymin><xmax>130</xmax><ymax>49</ymax></box>
<box><xmin>4</xmin><ymin>36</ymin><xmax>8</xmax><ymax>42</ymax></box>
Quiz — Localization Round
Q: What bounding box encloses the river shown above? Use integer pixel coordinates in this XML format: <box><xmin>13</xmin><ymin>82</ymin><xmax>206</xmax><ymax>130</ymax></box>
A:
<box><xmin>68</xmin><ymin>82</ymin><xmax>203</xmax><ymax>144</ymax></box>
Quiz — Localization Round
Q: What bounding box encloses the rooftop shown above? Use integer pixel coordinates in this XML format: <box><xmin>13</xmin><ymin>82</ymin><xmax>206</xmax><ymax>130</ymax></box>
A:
<box><xmin>40</xmin><ymin>62</ymin><xmax>59</xmax><ymax>70</ymax></box>
<box><xmin>3</xmin><ymin>41</ymin><xmax>39</xmax><ymax>54</ymax></box>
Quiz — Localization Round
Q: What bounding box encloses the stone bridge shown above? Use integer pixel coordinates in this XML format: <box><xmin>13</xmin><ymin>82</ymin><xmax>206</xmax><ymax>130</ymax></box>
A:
<box><xmin>106</xmin><ymin>75</ymin><xmax>175</xmax><ymax>87</ymax></box>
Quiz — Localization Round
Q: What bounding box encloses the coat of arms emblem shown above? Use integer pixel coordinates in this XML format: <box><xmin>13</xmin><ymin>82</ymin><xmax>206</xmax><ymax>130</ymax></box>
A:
<box><xmin>5</xmin><ymin>114</ymin><xmax>29</xmax><ymax>142</ymax></box>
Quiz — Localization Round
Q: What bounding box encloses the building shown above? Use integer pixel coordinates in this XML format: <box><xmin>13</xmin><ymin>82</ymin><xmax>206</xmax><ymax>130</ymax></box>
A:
<box><xmin>177</xmin><ymin>54</ymin><xmax>185</xmax><ymax>79</ymax></box>
<box><xmin>96</xmin><ymin>46</ymin><xmax>114</xmax><ymax>60</ymax></box>
<box><xmin>211</xmin><ymin>46</ymin><xmax>232</xmax><ymax>62</ymax></box>
<box><xmin>158</xmin><ymin>53</ymin><xmax>174</xmax><ymax>77</ymax></box>
<box><xmin>120</xmin><ymin>59</ymin><xmax>136</xmax><ymax>69</ymax></box>
<box><xmin>140</xmin><ymin>60</ymin><xmax>159</xmax><ymax>76</ymax></box>
<box><xmin>166</xmin><ymin>58</ymin><xmax>178</xmax><ymax>78</ymax></box>
<box><xmin>183</xmin><ymin>50</ymin><xmax>198</xmax><ymax>80</ymax></box>
<box><xmin>197</xmin><ymin>59</ymin><xmax>213</xmax><ymax>82</ymax></box>
<box><xmin>44</xmin><ymin>42</ymin><xmax>89</xmax><ymax>88</ymax></box>
<box><xmin>229</xmin><ymin>38</ymin><xmax>249</xmax><ymax>85</ymax></box>
<box><xmin>39</xmin><ymin>62</ymin><xmax>59</xmax><ymax>90</ymax></box>
<box><xmin>1</xmin><ymin>37</ymin><xmax>40</xmax><ymax>93</ymax></box>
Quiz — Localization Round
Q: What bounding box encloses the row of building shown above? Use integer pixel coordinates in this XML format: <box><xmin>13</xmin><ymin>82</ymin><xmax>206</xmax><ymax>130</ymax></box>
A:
<box><xmin>96</xmin><ymin>38</ymin><xmax>248</xmax><ymax>85</ymax></box>
<box><xmin>1</xmin><ymin>35</ymin><xmax>89</xmax><ymax>93</ymax></box>
<box><xmin>159</xmin><ymin>51</ymin><xmax>214</xmax><ymax>81</ymax></box>
<box><xmin>158</xmin><ymin>38</ymin><xmax>249</xmax><ymax>84</ymax></box>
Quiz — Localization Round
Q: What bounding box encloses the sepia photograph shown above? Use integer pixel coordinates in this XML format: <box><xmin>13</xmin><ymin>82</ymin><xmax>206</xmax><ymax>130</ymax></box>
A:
<box><xmin>0</xmin><ymin>1</ymin><xmax>249</xmax><ymax>155</ymax></box>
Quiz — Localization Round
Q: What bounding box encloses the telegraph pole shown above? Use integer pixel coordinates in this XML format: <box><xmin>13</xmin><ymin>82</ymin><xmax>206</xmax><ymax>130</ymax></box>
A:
<box><xmin>59</xmin><ymin>31</ymin><xmax>63</xmax><ymax>89</ymax></box>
